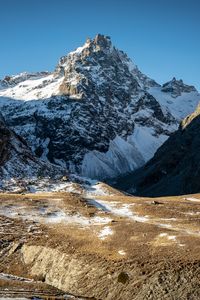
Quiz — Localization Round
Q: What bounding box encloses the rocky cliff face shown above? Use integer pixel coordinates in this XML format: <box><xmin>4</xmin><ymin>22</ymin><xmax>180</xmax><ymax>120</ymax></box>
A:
<box><xmin>0</xmin><ymin>113</ymin><xmax>60</xmax><ymax>188</ymax></box>
<box><xmin>115</xmin><ymin>104</ymin><xmax>200</xmax><ymax>196</ymax></box>
<box><xmin>0</xmin><ymin>34</ymin><xmax>199</xmax><ymax>180</ymax></box>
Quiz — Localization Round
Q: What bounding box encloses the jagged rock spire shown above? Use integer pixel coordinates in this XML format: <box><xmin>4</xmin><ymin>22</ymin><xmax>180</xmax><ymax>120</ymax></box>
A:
<box><xmin>93</xmin><ymin>34</ymin><xmax>112</xmax><ymax>49</ymax></box>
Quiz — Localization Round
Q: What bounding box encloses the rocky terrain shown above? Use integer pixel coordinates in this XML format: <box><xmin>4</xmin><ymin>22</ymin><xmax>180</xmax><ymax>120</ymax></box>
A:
<box><xmin>0</xmin><ymin>184</ymin><xmax>200</xmax><ymax>299</ymax></box>
<box><xmin>0</xmin><ymin>34</ymin><xmax>199</xmax><ymax>180</ymax></box>
<box><xmin>0</xmin><ymin>33</ymin><xmax>200</xmax><ymax>299</ymax></box>
<box><xmin>115</xmin><ymin>103</ymin><xmax>200</xmax><ymax>197</ymax></box>
<box><xmin>0</xmin><ymin>113</ymin><xmax>63</xmax><ymax>191</ymax></box>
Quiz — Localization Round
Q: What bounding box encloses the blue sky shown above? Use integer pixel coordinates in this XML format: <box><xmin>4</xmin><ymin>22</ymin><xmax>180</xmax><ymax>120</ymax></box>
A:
<box><xmin>0</xmin><ymin>0</ymin><xmax>199</xmax><ymax>89</ymax></box>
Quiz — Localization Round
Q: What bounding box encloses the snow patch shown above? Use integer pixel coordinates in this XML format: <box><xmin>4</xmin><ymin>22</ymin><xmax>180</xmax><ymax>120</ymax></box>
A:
<box><xmin>0</xmin><ymin>204</ymin><xmax>111</xmax><ymax>227</ymax></box>
<box><xmin>89</xmin><ymin>199</ymin><xmax>149</xmax><ymax>223</ymax></box>
<box><xmin>27</xmin><ymin>180</ymin><xmax>79</xmax><ymax>194</ymax></box>
<box><xmin>157</xmin><ymin>233</ymin><xmax>177</xmax><ymax>243</ymax></box>
<box><xmin>185</xmin><ymin>197</ymin><xmax>200</xmax><ymax>202</ymax></box>
<box><xmin>69</xmin><ymin>40</ymin><xmax>91</xmax><ymax>56</ymax></box>
<box><xmin>168</xmin><ymin>235</ymin><xmax>176</xmax><ymax>240</ymax></box>
<box><xmin>98</xmin><ymin>226</ymin><xmax>113</xmax><ymax>240</ymax></box>
<box><xmin>158</xmin><ymin>224</ymin><xmax>173</xmax><ymax>229</ymax></box>
<box><xmin>118</xmin><ymin>250</ymin><xmax>126</xmax><ymax>255</ymax></box>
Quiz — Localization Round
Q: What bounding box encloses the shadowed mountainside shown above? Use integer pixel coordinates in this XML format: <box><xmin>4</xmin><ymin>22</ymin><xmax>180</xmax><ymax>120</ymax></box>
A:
<box><xmin>114</xmin><ymin>103</ymin><xmax>200</xmax><ymax>196</ymax></box>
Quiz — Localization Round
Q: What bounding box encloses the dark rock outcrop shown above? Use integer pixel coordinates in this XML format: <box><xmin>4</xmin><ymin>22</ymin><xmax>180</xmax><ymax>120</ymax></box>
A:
<box><xmin>0</xmin><ymin>114</ymin><xmax>61</xmax><ymax>184</ymax></box>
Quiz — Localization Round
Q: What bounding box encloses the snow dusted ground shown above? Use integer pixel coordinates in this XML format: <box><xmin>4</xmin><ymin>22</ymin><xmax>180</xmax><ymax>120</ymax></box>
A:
<box><xmin>98</xmin><ymin>226</ymin><xmax>113</xmax><ymax>240</ymax></box>
<box><xmin>85</xmin><ymin>196</ymin><xmax>200</xmax><ymax>238</ymax></box>
<box><xmin>87</xmin><ymin>199</ymin><xmax>149</xmax><ymax>223</ymax></box>
<box><xmin>1</xmin><ymin>176</ymin><xmax>200</xmax><ymax>239</ymax></box>
<box><xmin>0</xmin><ymin>176</ymin><xmax>116</xmax><ymax>235</ymax></box>
<box><xmin>0</xmin><ymin>170</ymin><xmax>200</xmax><ymax>250</ymax></box>
<box><xmin>28</xmin><ymin>180</ymin><xmax>79</xmax><ymax>194</ymax></box>
<box><xmin>0</xmin><ymin>175</ymin><xmax>112</xmax><ymax>196</ymax></box>
<box><xmin>0</xmin><ymin>203</ymin><xmax>111</xmax><ymax>227</ymax></box>
<box><xmin>27</xmin><ymin>178</ymin><xmax>113</xmax><ymax>197</ymax></box>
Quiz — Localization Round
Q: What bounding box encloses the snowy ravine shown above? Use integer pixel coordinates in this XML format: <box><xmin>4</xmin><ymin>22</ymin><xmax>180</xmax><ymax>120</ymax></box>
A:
<box><xmin>0</xmin><ymin>34</ymin><xmax>199</xmax><ymax>180</ymax></box>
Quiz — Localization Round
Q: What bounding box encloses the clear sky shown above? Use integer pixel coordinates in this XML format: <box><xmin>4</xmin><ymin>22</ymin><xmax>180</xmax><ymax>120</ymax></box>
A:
<box><xmin>0</xmin><ymin>0</ymin><xmax>199</xmax><ymax>89</ymax></box>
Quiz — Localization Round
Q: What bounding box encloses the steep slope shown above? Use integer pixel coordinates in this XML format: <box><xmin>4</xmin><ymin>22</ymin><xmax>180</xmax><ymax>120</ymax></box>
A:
<box><xmin>115</xmin><ymin>104</ymin><xmax>200</xmax><ymax>196</ymax></box>
<box><xmin>148</xmin><ymin>78</ymin><xmax>199</xmax><ymax>120</ymax></box>
<box><xmin>0</xmin><ymin>34</ymin><xmax>199</xmax><ymax>180</ymax></box>
<box><xmin>0</xmin><ymin>114</ymin><xmax>60</xmax><ymax>189</ymax></box>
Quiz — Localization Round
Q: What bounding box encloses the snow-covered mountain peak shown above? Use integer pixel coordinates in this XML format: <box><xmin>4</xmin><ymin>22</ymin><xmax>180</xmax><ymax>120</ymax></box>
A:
<box><xmin>161</xmin><ymin>77</ymin><xmax>197</xmax><ymax>97</ymax></box>
<box><xmin>55</xmin><ymin>34</ymin><xmax>160</xmax><ymax>95</ymax></box>
<box><xmin>68</xmin><ymin>34</ymin><xmax>113</xmax><ymax>57</ymax></box>
<box><xmin>0</xmin><ymin>34</ymin><xmax>199</xmax><ymax>180</ymax></box>
<box><xmin>0</xmin><ymin>34</ymin><xmax>159</xmax><ymax>101</ymax></box>
<box><xmin>55</xmin><ymin>34</ymin><xmax>144</xmax><ymax>98</ymax></box>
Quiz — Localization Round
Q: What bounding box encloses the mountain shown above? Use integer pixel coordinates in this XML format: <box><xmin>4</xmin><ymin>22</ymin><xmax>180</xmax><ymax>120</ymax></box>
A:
<box><xmin>161</xmin><ymin>77</ymin><xmax>197</xmax><ymax>97</ymax></box>
<box><xmin>0</xmin><ymin>34</ymin><xmax>199</xmax><ymax>180</ymax></box>
<box><xmin>0</xmin><ymin>113</ymin><xmax>60</xmax><ymax>189</ymax></box>
<box><xmin>115</xmin><ymin>103</ymin><xmax>200</xmax><ymax>196</ymax></box>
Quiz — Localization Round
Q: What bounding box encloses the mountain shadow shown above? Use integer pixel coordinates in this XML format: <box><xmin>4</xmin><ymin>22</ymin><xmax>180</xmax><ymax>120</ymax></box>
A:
<box><xmin>115</xmin><ymin>104</ymin><xmax>200</xmax><ymax>197</ymax></box>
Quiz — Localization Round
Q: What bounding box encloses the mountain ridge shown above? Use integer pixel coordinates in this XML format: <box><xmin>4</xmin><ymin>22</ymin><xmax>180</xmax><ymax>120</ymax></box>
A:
<box><xmin>0</xmin><ymin>34</ymin><xmax>199</xmax><ymax>180</ymax></box>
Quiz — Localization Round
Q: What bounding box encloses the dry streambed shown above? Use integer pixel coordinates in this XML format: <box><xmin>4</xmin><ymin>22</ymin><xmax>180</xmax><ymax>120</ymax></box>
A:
<box><xmin>0</xmin><ymin>190</ymin><xmax>200</xmax><ymax>299</ymax></box>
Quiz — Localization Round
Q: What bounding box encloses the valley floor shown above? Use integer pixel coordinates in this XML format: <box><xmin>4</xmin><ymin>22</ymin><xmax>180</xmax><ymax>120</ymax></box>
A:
<box><xmin>0</xmin><ymin>185</ymin><xmax>200</xmax><ymax>299</ymax></box>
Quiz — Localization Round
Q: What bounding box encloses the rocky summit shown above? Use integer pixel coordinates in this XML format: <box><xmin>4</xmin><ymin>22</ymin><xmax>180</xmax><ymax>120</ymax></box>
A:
<box><xmin>0</xmin><ymin>34</ymin><xmax>199</xmax><ymax>180</ymax></box>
